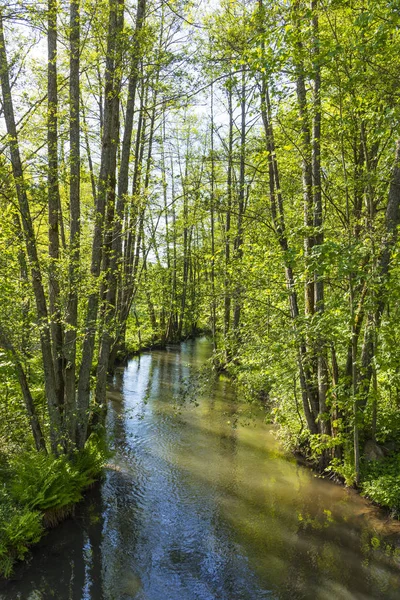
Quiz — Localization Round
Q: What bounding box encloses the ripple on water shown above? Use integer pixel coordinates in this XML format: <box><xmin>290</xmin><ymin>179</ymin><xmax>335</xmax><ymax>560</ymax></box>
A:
<box><xmin>2</xmin><ymin>339</ymin><xmax>400</xmax><ymax>600</ymax></box>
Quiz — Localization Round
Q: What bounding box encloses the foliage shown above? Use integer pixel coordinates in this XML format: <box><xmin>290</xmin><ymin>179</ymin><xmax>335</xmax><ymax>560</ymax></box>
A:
<box><xmin>0</xmin><ymin>436</ymin><xmax>106</xmax><ymax>578</ymax></box>
<box><xmin>1</xmin><ymin>0</ymin><xmax>400</xmax><ymax>582</ymax></box>
<box><xmin>9</xmin><ymin>436</ymin><xmax>105</xmax><ymax>512</ymax></box>
<box><xmin>0</xmin><ymin>489</ymin><xmax>43</xmax><ymax>578</ymax></box>
<box><xmin>362</xmin><ymin>454</ymin><xmax>400</xmax><ymax>515</ymax></box>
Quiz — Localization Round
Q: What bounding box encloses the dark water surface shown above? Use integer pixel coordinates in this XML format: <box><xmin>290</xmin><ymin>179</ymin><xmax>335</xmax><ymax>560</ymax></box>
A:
<box><xmin>2</xmin><ymin>338</ymin><xmax>400</xmax><ymax>600</ymax></box>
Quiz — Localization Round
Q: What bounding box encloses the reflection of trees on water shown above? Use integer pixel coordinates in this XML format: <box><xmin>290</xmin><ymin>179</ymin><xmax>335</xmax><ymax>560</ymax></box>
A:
<box><xmin>0</xmin><ymin>482</ymin><xmax>106</xmax><ymax>600</ymax></box>
<box><xmin>3</xmin><ymin>339</ymin><xmax>400</xmax><ymax>600</ymax></box>
<box><xmin>101</xmin><ymin>353</ymin><xmax>157</xmax><ymax>599</ymax></box>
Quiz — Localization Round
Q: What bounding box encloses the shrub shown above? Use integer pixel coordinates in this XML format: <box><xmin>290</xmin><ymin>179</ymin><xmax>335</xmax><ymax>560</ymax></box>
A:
<box><xmin>361</xmin><ymin>453</ymin><xmax>400</xmax><ymax>515</ymax></box>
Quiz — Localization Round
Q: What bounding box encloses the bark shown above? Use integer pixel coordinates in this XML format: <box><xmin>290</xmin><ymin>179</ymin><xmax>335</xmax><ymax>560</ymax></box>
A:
<box><xmin>350</xmin><ymin>274</ymin><xmax>360</xmax><ymax>484</ymax></box>
<box><xmin>47</xmin><ymin>0</ymin><xmax>64</xmax><ymax>415</ymax></box>
<box><xmin>76</xmin><ymin>0</ymin><xmax>124</xmax><ymax>448</ymax></box>
<box><xmin>224</xmin><ymin>81</ymin><xmax>233</xmax><ymax>339</ymax></box>
<box><xmin>358</xmin><ymin>139</ymin><xmax>400</xmax><ymax>408</ymax></box>
<box><xmin>13</xmin><ymin>214</ymin><xmax>31</xmax><ymax>356</ymax></box>
<box><xmin>0</xmin><ymin>327</ymin><xmax>46</xmax><ymax>452</ymax></box>
<box><xmin>233</xmin><ymin>70</ymin><xmax>246</xmax><ymax>333</ymax></box>
<box><xmin>117</xmin><ymin>0</ymin><xmax>146</xmax><ymax>208</ymax></box>
<box><xmin>177</xmin><ymin>128</ymin><xmax>191</xmax><ymax>339</ymax></box>
<box><xmin>293</xmin><ymin>0</ymin><xmax>314</xmax><ymax>319</ymax></box>
<box><xmin>210</xmin><ymin>81</ymin><xmax>217</xmax><ymax>351</ymax></box>
<box><xmin>95</xmin><ymin>87</ymin><xmax>121</xmax><ymax>415</ymax></box>
<box><xmin>311</xmin><ymin>0</ymin><xmax>330</xmax><ymax>438</ymax></box>
<box><xmin>81</xmin><ymin>96</ymin><xmax>97</xmax><ymax>204</ymax></box>
<box><xmin>97</xmin><ymin>0</ymin><xmax>150</xmax><ymax>411</ymax></box>
<box><xmin>64</xmin><ymin>0</ymin><xmax>80</xmax><ymax>445</ymax></box>
<box><xmin>292</xmin><ymin>0</ymin><xmax>319</xmax><ymax>423</ymax></box>
<box><xmin>260</xmin><ymin>76</ymin><xmax>317</xmax><ymax>434</ymax></box>
<box><xmin>0</xmin><ymin>13</ymin><xmax>62</xmax><ymax>452</ymax></box>
<box><xmin>105</xmin><ymin>0</ymin><xmax>147</xmax><ymax>362</ymax></box>
<box><xmin>122</xmin><ymin>85</ymin><xmax>145</xmax><ymax>301</ymax></box>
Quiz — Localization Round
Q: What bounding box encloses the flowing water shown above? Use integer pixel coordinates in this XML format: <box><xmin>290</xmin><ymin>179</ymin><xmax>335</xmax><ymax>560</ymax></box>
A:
<box><xmin>2</xmin><ymin>338</ymin><xmax>400</xmax><ymax>600</ymax></box>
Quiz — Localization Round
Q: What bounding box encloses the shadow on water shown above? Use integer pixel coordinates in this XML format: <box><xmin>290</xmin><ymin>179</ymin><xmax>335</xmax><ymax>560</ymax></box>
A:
<box><xmin>2</xmin><ymin>338</ymin><xmax>400</xmax><ymax>600</ymax></box>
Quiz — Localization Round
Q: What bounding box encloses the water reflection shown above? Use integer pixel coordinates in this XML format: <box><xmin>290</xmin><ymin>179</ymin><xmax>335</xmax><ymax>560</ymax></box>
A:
<box><xmin>1</xmin><ymin>338</ymin><xmax>400</xmax><ymax>600</ymax></box>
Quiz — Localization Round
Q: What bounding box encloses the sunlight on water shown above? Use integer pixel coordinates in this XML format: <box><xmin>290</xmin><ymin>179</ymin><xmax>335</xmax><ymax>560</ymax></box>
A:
<box><xmin>2</xmin><ymin>338</ymin><xmax>400</xmax><ymax>600</ymax></box>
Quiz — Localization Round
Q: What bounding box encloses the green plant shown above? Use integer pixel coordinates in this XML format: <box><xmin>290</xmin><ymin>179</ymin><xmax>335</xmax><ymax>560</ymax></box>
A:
<box><xmin>0</xmin><ymin>435</ymin><xmax>107</xmax><ymax>577</ymax></box>
<box><xmin>0</xmin><ymin>489</ymin><xmax>43</xmax><ymax>578</ymax></box>
<box><xmin>361</xmin><ymin>454</ymin><xmax>400</xmax><ymax>514</ymax></box>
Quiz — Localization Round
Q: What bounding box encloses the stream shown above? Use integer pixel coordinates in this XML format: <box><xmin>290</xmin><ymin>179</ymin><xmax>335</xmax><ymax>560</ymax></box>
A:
<box><xmin>2</xmin><ymin>338</ymin><xmax>400</xmax><ymax>600</ymax></box>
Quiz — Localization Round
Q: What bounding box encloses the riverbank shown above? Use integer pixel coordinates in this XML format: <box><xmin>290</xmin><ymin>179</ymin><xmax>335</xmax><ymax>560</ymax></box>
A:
<box><xmin>0</xmin><ymin>435</ymin><xmax>106</xmax><ymax>579</ymax></box>
<box><xmin>216</xmin><ymin>350</ymin><xmax>400</xmax><ymax>520</ymax></box>
<box><xmin>2</xmin><ymin>335</ymin><xmax>400</xmax><ymax>592</ymax></box>
<box><xmin>2</xmin><ymin>339</ymin><xmax>400</xmax><ymax>600</ymax></box>
<box><xmin>120</xmin><ymin>335</ymin><xmax>400</xmax><ymax>520</ymax></box>
<box><xmin>0</xmin><ymin>333</ymin><xmax>200</xmax><ymax>580</ymax></box>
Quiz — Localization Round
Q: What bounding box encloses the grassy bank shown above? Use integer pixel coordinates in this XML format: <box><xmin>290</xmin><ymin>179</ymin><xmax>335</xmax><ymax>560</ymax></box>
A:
<box><xmin>0</xmin><ymin>435</ymin><xmax>106</xmax><ymax>578</ymax></box>
<box><xmin>219</xmin><ymin>355</ymin><xmax>400</xmax><ymax>519</ymax></box>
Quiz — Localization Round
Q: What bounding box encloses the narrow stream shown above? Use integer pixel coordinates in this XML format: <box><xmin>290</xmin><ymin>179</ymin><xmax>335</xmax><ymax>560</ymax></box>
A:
<box><xmin>2</xmin><ymin>338</ymin><xmax>400</xmax><ymax>600</ymax></box>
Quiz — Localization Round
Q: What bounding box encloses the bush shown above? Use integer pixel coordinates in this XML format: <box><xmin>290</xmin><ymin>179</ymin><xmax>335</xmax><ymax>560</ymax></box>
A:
<box><xmin>361</xmin><ymin>453</ymin><xmax>400</xmax><ymax>515</ymax></box>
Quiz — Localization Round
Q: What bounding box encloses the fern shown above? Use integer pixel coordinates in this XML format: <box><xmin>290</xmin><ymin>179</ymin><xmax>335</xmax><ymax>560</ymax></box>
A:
<box><xmin>0</xmin><ymin>434</ymin><xmax>107</xmax><ymax>577</ymax></box>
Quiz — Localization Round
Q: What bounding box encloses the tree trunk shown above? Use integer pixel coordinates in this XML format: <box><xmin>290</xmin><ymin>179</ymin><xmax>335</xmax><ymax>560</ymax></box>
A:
<box><xmin>311</xmin><ymin>0</ymin><xmax>330</xmax><ymax>439</ymax></box>
<box><xmin>233</xmin><ymin>70</ymin><xmax>246</xmax><ymax>333</ymax></box>
<box><xmin>224</xmin><ymin>80</ymin><xmax>233</xmax><ymax>341</ymax></box>
<box><xmin>64</xmin><ymin>0</ymin><xmax>81</xmax><ymax>445</ymax></box>
<box><xmin>0</xmin><ymin>13</ymin><xmax>62</xmax><ymax>452</ymax></box>
<box><xmin>47</xmin><ymin>0</ymin><xmax>64</xmax><ymax>416</ymax></box>
<box><xmin>0</xmin><ymin>327</ymin><xmax>46</xmax><ymax>452</ymax></box>
<box><xmin>210</xmin><ymin>81</ymin><xmax>217</xmax><ymax>351</ymax></box>
<box><xmin>76</xmin><ymin>0</ymin><xmax>124</xmax><ymax>448</ymax></box>
<box><xmin>359</xmin><ymin>139</ymin><xmax>400</xmax><ymax>407</ymax></box>
<box><xmin>260</xmin><ymin>76</ymin><xmax>317</xmax><ymax>435</ymax></box>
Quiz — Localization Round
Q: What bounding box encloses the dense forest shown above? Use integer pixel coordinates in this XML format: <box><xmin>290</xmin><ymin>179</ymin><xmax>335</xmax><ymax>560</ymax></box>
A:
<box><xmin>1</xmin><ymin>0</ymin><xmax>400</xmax><ymax>578</ymax></box>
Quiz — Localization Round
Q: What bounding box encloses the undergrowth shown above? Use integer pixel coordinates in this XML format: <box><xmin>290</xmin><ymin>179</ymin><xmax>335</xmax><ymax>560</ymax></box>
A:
<box><xmin>361</xmin><ymin>453</ymin><xmax>400</xmax><ymax>516</ymax></box>
<box><xmin>0</xmin><ymin>434</ymin><xmax>107</xmax><ymax>578</ymax></box>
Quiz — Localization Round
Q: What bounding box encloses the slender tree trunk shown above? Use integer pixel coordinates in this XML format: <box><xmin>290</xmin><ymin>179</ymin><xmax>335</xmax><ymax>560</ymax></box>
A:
<box><xmin>64</xmin><ymin>0</ymin><xmax>80</xmax><ymax>445</ymax></box>
<box><xmin>76</xmin><ymin>0</ymin><xmax>124</xmax><ymax>448</ymax></box>
<box><xmin>0</xmin><ymin>327</ymin><xmax>46</xmax><ymax>452</ymax></box>
<box><xmin>47</xmin><ymin>0</ymin><xmax>64</xmax><ymax>416</ymax></box>
<box><xmin>292</xmin><ymin>0</ymin><xmax>320</xmax><ymax>423</ymax></box>
<box><xmin>210</xmin><ymin>81</ymin><xmax>217</xmax><ymax>351</ymax></box>
<box><xmin>177</xmin><ymin>127</ymin><xmax>191</xmax><ymax>339</ymax></box>
<box><xmin>122</xmin><ymin>81</ymin><xmax>146</xmax><ymax>304</ymax></box>
<box><xmin>81</xmin><ymin>95</ymin><xmax>97</xmax><ymax>204</ymax></box>
<box><xmin>358</xmin><ymin>139</ymin><xmax>400</xmax><ymax>409</ymax></box>
<box><xmin>233</xmin><ymin>70</ymin><xmax>246</xmax><ymax>333</ymax></box>
<box><xmin>224</xmin><ymin>81</ymin><xmax>233</xmax><ymax>341</ymax></box>
<box><xmin>293</xmin><ymin>0</ymin><xmax>314</xmax><ymax>319</ymax></box>
<box><xmin>95</xmin><ymin>88</ymin><xmax>121</xmax><ymax>414</ymax></box>
<box><xmin>0</xmin><ymin>13</ymin><xmax>62</xmax><ymax>452</ymax></box>
<box><xmin>260</xmin><ymin>75</ymin><xmax>317</xmax><ymax>435</ymax></box>
<box><xmin>117</xmin><ymin>0</ymin><xmax>146</xmax><ymax>206</ymax></box>
<box><xmin>350</xmin><ymin>273</ymin><xmax>360</xmax><ymax>485</ymax></box>
<box><xmin>311</xmin><ymin>0</ymin><xmax>330</xmax><ymax>439</ymax></box>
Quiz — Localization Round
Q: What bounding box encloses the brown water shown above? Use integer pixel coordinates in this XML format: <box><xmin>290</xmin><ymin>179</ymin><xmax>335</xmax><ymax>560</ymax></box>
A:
<box><xmin>2</xmin><ymin>338</ymin><xmax>400</xmax><ymax>600</ymax></box>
